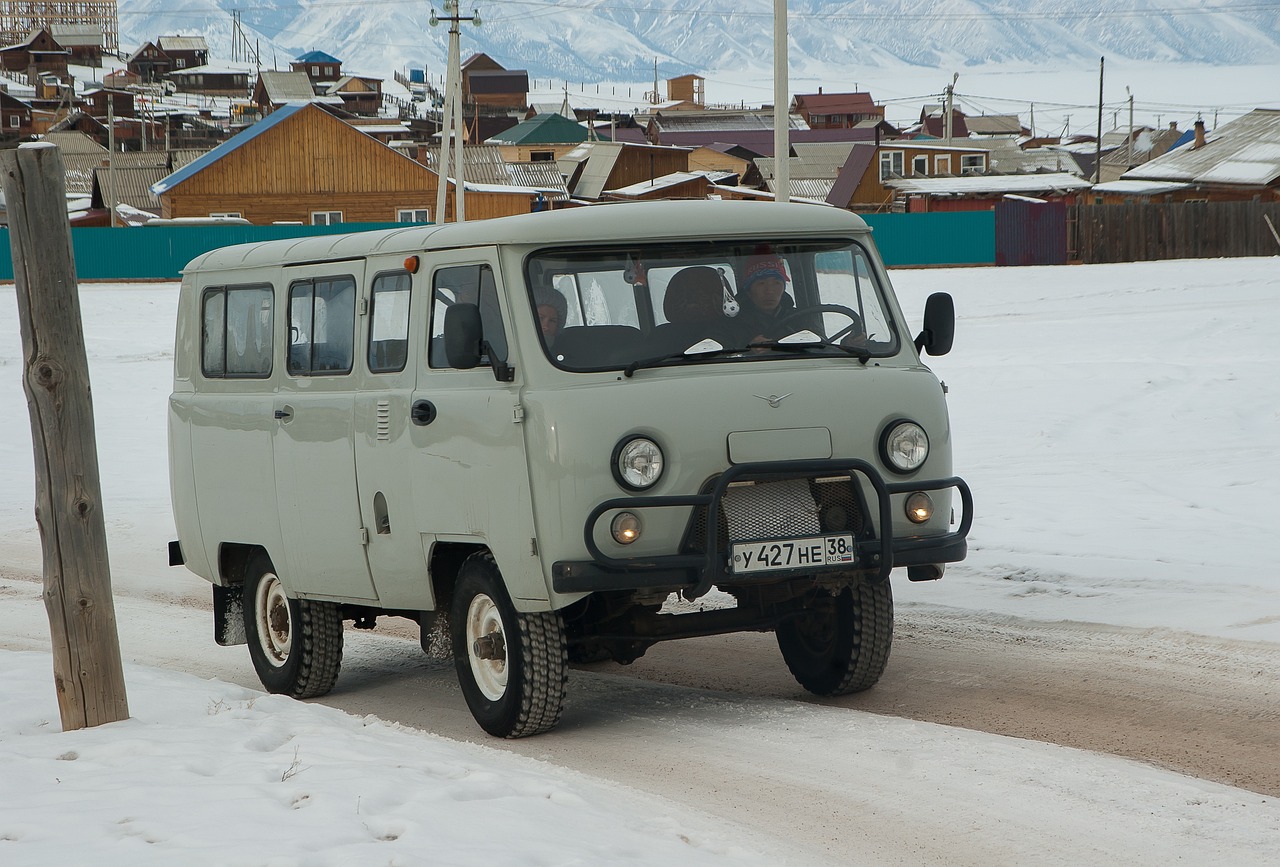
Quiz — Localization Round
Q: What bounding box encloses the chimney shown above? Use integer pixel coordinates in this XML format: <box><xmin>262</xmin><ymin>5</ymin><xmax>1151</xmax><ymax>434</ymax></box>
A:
<box><xmin>818</xmin><ymin>86</ymin><xmax>823</xmax><ymax>95</ymax></box>
<box><xmin>1193</xmin><ymin>119</ymin><xmax>1206</xmax><ymax>149</ymax></box>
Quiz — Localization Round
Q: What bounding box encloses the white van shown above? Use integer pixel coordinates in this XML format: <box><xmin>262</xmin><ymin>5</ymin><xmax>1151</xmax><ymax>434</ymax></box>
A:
<box><xmin>168</xmin><ymin>200</ymin><xmax>972</xmax><ymax>737</ymax></box>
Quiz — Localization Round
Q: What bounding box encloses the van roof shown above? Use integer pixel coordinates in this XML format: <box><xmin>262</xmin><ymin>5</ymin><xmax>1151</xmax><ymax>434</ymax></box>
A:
<box><xmin>182</xmin><ymin>200</ymin><xmax>871</xmax><ymax>274</ymax></box>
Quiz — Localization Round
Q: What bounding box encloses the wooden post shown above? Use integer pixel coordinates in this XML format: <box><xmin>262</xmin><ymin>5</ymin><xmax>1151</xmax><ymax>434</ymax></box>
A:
<box><xmin>1</xmin><ymin>143</ymin><xmax>129</xmax><ymax>729</ymax></box>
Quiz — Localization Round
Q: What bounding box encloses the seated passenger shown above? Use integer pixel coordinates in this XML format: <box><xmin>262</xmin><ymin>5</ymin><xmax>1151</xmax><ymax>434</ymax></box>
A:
<box><xmin>533</xmin><ymin>286</ymin><xmax>568</xmax><ymax>347</ymax></box>
<box><xmin>655</xmin><ymin>266</ymin><xmax>733</xmax><ymax>353</ymax></box>
<box><xmin>733</xmin><ymin>252</ymin><xmax>799</xmax><ymax>345</ymax></box>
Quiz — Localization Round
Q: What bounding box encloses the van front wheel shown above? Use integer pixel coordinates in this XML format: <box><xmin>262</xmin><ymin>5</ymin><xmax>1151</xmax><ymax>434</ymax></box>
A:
<box><xmin>451</xmin><ymin>551</ymin><xmax>568</xmax><ymax>738</ymax></box>
<box><xmin>776</xmin><ymin>580</ymin><xmax>893</xmax><ymax>695</ymax></box>
<box><xmin>243</xmin><ymin>553</ymin><xmax>343</xmax><ymax>699</ymax></box>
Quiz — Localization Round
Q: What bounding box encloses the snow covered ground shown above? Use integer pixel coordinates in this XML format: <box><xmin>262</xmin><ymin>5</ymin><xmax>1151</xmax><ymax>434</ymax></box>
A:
<box><xmin>1</xmin><ymin>255</ymin><xmax>1278</xmax><ymax>863</ymax></box>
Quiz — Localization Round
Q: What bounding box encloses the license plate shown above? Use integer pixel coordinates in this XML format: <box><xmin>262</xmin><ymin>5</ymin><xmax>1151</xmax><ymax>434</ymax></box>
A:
<box><xmin>730</xmin><ymin>534</ymin><xmax>856</xmax><ymax>574</ymax></box>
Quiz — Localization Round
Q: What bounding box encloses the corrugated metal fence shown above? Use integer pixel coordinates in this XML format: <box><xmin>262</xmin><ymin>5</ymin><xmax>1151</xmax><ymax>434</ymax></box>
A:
<box><xmin>0</xmin><ymin>212</ymin><xmax>998</xmax><ymax>281</ymax></box>
<box><xmin>1070</xmin><ymin>201</ymin><xmax>1280</xmax><ymax>263</ymax></box>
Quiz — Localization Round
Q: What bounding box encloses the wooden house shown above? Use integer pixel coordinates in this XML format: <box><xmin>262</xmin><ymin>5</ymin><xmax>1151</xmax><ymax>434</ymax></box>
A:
<box><xmin>158</xmin><ymin>35</ymin><xmax>208</xmax><ymax>71</ymax></box>
<box><xmin>0</xmin><ymin>27</ymin><xmax>69</xmax><ymax>77</ymax></box>
<box><xmin>253</xmin><ymin>70</ymin><xmax>319</xmax><ymax>114</ymax></box>
<box><xmin>104</xmin><ymin>68</ymin><xmax>141</xmax><ymax>89</ymax></box>
<box><xmin>51</xmin><ymin>23</ymin><xmax>104</xmax><ymax>67</ymax></box>
<box><xmin>556</xmin><ymin>141</ymin><xmax>691</xmax><ymax>200</ymax></box>
<box><xmin>687</xmin><ymin>144</ymin><xmax>753</xmax><ymax>180</ymax></box>
<box><xmin>83</xmin><ymin>88</ymin><xmax>135</xmax><ymax>119</ymax></box>
<box><xmin>1102</xmin><ymin>112</ymin><xmax>1280</xmax><ymax>203</ymax></box>
<box><xmin>826</xmin><ymin>141</ymin><xmax>998</xmax><ymax>212</ymax></box>
<box><xmin>149</xmin><ymin>101</ymin><xmax>541</xmax><ymax>224</ymax></box>
<box><xmin>0</xmin><ymin>89</ymin><xmax>33</xmax><ymax>138</ymax></box>
<box><xmin>127</xmin><ymin>40</ymin><xmax>170</xmax><ymax>82</ymax></box>
<box><xmin>666</xmin><ymin>74</ymin><xmax>705</xmax><ymax>108</ymax></box>
<box><xmin>792</xmin><ymin>92</ymin><xmax>883</xmax><ymax>129</ymax></box>
<box><xmin>169</xmin><ymin>65</ymin><xmax>252</xmax><ymax>97</ymax></box>
<box><xmin>461</xmin><ymin>53</ymin><xmax>528</xmax><ymax>110</ymax></box>
<box><xmin>291</xmin><ymin>50</ymin><xmax>342</xmax><ymax>84</ymax></box>
<box><xmin>602</xmin><ymin>171</ymin><xmax>710</xmax><ymax>202</ymax></box>
<box><xmin>486</xmin><ymin>112</ymin><xmax>591</xmax><ymax>162</ymax></box>
<box><xmin>323</xmin><ymin>75</ymin><xmax>383</xmax><ymax>116</ymax></box>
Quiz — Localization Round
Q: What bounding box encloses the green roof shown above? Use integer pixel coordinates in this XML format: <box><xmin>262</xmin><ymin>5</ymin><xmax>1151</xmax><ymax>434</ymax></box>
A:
<box><xmin>487</xmin><ymin>112</ymin><xmax>597</xmax><ymax>145</ymax></box>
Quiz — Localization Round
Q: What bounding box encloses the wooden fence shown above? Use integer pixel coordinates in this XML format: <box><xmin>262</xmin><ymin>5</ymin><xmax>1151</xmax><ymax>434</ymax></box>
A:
<box><xmin>1070</xmin><ymin>201</ymin><xmax>1280</xmax><ymax>264</ymax></box>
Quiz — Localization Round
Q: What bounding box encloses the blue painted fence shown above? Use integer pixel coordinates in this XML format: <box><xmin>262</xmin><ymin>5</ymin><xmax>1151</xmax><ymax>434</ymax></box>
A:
<box><xmin>0</xmin><ymin>212</ymin><xmax>995</xmax><ymax>281</ymax></box>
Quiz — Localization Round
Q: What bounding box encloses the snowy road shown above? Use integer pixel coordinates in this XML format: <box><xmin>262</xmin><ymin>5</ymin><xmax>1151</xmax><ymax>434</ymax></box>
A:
<box><xmin>3</xmin><ymin>565</ymin><xmax>1277</xmax><ymax>865</ymax></box>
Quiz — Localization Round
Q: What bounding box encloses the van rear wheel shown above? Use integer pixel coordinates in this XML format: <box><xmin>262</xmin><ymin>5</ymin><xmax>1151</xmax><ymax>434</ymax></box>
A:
<box><xmin>776</xmin><ymin>580</ymin><xmax>893</xmax><ymax>695</ymax></box>
<box><xmin>243</xmin><ymin>553</ymin><xmax>343</xmax><ymax>699</ymax></box>
<box><xmin>451</xmin><ymin>551</ymin><xmax>568</xmax><ymax>738</ymax></box>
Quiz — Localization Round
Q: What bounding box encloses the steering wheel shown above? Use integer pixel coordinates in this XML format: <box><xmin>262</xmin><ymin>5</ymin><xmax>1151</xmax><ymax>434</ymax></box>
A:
<box><xmin>771</xmin><ymin>304</ymin><xmax>864</xmax><ymax>343</ymax></box>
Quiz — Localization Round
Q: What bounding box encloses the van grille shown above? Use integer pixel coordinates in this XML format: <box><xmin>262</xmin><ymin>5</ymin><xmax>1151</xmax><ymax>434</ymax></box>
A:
<box><xmin>684</xmin><ymin>475</ymin><xmax>866</xmax><ymax>553</ymax></box>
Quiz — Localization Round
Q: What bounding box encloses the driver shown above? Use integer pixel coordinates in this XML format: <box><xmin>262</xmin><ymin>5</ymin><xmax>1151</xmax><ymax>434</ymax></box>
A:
<box><xmin>733</xmin><ymin>252</ymin><xmax>797</xmax><ymax>345</ymax></box>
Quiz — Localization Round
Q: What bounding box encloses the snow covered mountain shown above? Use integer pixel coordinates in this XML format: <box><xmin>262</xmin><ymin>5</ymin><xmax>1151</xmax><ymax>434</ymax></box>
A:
<box><xmin>117</xmin><ymin>0</ymin><xmax>1280</xmax><ymax>88</ymax></box>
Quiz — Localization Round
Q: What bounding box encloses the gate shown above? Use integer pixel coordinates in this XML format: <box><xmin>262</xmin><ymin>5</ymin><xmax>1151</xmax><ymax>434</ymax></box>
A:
<box><xmin>995</xmin><ymin>197</ymin><xmax>1067</xmax><ymax>266</ymax></box>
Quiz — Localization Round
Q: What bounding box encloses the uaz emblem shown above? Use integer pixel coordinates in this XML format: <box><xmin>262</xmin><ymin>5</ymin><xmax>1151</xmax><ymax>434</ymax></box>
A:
<box><xmin>754</xmin><ymin>393</ymin><xmax>793</xmax><ymax>408</ymax></box>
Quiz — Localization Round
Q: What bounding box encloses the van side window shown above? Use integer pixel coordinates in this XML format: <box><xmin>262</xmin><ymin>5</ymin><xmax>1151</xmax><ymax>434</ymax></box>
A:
<box><xmin>367</xmin><ymin>271</ymin><xmax>411</xmax><ymax>373</ymax></box>
<box><xmin>429</xmin><ymin>264</ymin><xmax>507</xmax><ymax>368</ymax></box>
<box><xmin>288</xmin><ymin>276</ymin><xmax>356</xmax><ymax>375</ymax></box>
<box><xmin>201</xmin><ymin>284</ymin><xmax>273</xmax><ymax>378</ymax></box>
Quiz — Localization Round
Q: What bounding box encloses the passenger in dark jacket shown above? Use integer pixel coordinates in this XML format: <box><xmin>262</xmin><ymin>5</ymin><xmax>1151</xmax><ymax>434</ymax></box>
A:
<box><xmin>733</xmin><ymin>252</ymin><xmax>797</xmax><ymax>345</ymax></box>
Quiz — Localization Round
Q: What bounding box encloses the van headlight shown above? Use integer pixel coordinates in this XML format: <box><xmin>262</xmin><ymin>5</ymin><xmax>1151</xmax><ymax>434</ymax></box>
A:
<box><xmin>881</xmin><ymin>420</ymin><xmax>929</xmax><ymax>474</ymax></box>
<box><xmin>613</xmin><ymin>436</ymin><xmax>664</xmax><ymax>490</ymax></box>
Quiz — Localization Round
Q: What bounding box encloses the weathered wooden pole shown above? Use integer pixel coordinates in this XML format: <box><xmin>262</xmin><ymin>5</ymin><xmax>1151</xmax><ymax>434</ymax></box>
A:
<box><xmin>1</xmin><ymin>142</ymin><xmax>129</xmax><ymax>729</ymax></box>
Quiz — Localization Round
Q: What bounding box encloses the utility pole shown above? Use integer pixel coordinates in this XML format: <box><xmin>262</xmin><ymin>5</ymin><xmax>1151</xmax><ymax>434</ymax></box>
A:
<box><xmin>773</xmin><ymin>0</ymin><xmax>789</xmax><ymax>203</ymax></box>
<box><xmin>107</xmin><ymin>96</ymin><xmax>117</xmax><ymax>227</ymax></box>
<box><xmin>1126</xmin><ymin>86</ymin><xmax>1134</xmax><ymax>170</ymax></box>
<box><xmin>0</xmin><ymin>143</ymin><xmax>129</xmax><ymax>731</ymax></box>
<box><xmin>943</xmin><ymin>73</ymin><xmax>958</xmax><ymax>144</ymax></box>
<box><xmin>430</xmin><ymin>0</ymin><xmax>481</xmax><ymax>224</ymax></box>
<box><xmin>1093</xmin><ymin>56</ymin><xmax>1104</xmax><ymax>184</ymax></box>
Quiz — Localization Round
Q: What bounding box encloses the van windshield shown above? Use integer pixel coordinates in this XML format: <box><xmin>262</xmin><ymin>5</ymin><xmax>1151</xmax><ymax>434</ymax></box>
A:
<box><xmin>526</xmin><ymin>239</ymin><xmax>900</xmax><ymax>372</ymax></box>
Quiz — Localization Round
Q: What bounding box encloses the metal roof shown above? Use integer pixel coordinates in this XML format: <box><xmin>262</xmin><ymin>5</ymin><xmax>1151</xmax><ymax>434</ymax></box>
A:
<box><xmin>257</xmin><ymin>71</ymin><xmax>316</xmax><ymax>103</ymax></box>
<box><xmin>887</xmin><ymin>172</ymin><xmax>1091</xmax><ymax>196</ymax></box>
<box><xmin>158</xmin><ymin>36</ymin><xmax>208</xmax><ymax>53</ymax></box>
<box><xmin>296</xmin><ymin>50</ymin><xmax>341</xmax><ymax>64</ymax></box>
<box><xmin>486</xmin><ymin>112</ymin><xmax>589</xmax><ymax>145</ymax></box>
<box><xmin>92</xmin><ymin>165</ymin><xmax>166</xmax><ymax>211</ymax></box>
<box><xmin>1124</xmin><ymin>109</ymin><xmax>1280</xmax><ymax>187</ymax></box>
<box><xmin>42</xmin><ymin>130</ymin><xmax>106</xmax><ymax>154</ymax></box>
<box><xmin>505</xmin><ymin>162</ymin><xmax>570</xmax><ymax>199</ymax></box>
<box><xmin>182</xmin><ymin>200</ymin><xmax>871</xmax><ymax>274</ymax></box>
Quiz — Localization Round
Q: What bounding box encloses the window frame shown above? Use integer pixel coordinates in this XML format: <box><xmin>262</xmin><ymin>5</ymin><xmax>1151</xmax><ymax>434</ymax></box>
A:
<box><xmin>311</xmin><ymin>210</ymin><xmax>344</xmax><ymax>226</ymax></box>
<box><xmin>286</xmin><ymin>275</ymin><xmax>358</xmax><ymax>377</ymax></box>
<box><xmin>199</xmin><ymin>283</ymin><xmax>274</xmax><ymax>380</ymax></box>
<box><xmin>878</xmin><ymin>150</ymin><xmax>904</xmax><ymax>182</ymax></box>
<box><xmin>396</xmin><ymin>208</ymin><xmax>430</xmax><ymax>223</ymax></box>
<box><xmin>366</xmin><ymin>270</ymin><xmax>413</xmax><ymax>374</ymax></box>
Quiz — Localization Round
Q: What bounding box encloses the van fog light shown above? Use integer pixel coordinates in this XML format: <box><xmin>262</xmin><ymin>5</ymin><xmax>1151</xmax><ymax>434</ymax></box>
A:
<box><xmin>611</xmin><ymin>511</ymin><xmax>643</xmax><ymax>544</ymax></box>
<box><xmin>905</xmin><ymin>492</ymin><xmax>933</xmax><ymax>524</ymax></box>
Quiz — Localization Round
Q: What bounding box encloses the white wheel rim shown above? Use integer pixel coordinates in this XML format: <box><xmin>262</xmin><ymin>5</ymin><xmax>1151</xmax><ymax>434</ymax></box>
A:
<box><xmin>466</xmin><ymin>593</ymin><xmax>507</xmax><ymax>701</ymax></box>
<box><xmin>254</xmin><ymin>571</ymin><xmax>292</xmax><ymax>667</ymax></box>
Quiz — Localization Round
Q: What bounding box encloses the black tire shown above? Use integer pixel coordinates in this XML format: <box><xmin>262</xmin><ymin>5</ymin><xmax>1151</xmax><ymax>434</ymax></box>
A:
<box><xmin>451</xmin><ymin>551</ymin><xmax>568</xmax><ymax>738</ymax></box>
<box><xmin>243</xmin><ymin>552</ymin><xmax>343</xmax><ymax>699</ymax></box>
<box><xmin>776</xmin><ymin>579</ymin><xmax>893</xmax><ymax>696</ymax></box>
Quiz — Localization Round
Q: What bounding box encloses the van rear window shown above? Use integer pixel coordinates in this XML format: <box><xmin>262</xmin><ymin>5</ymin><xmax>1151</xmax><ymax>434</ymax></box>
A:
<box><xmin>201</xmin><ymin>284</ymin><xmax>273</xmax><ymax>378</ymax></box>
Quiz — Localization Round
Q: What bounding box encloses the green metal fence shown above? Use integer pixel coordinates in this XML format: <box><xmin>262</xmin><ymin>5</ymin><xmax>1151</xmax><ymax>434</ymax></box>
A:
<box><xmin>0</xmin><ymin>212</ymin><xmax>995</xmax><ymax>281</ymax></box>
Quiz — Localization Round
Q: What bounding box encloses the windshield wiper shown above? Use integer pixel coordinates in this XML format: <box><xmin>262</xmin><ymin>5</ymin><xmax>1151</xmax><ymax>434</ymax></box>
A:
<box><xmin>622</xmin><ymin>346</ymin><xmax>748</xmax><ymax>378</ymax></box>
<box><xmin>751</xmin><ymin>339</ymin><xmax>873</xmax><ymax>363</ymax></box>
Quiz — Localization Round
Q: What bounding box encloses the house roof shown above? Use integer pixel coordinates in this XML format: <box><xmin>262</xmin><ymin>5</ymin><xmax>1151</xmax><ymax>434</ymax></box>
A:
<box><xmin>605</xmin><ymin>171</ymin><xmax>707</xmax><ymax>197</ymax></box>
<box><xmin>965</xmin><ymin>115</ymin><xmax>1023</xmax><ymax>136</ymax></box>
<box><xmin>1124</xmin><ymin>109</ymin><xmax>1280</xmax><ymax>187</ymax></box>
<box><xmin>651</xmin><ymin>109</ymin><xmax>808</xmax><ymax>134</ymax></box>
<box><xmin>1092</xmin><ymin>179</ymin><xmax>1193</xmax><ymax>196</ymax></box>
<box><xmin>887</xmin><ymin>172</ymin><xmax>1091</xmax><ymax>197</ymax></box>
<box><xmin>171</xmin><ymin>64</ymin><xmax>252</xmax><ymax>78</ymax></box>
<box><xmin>296</xmin><ymin>50</ymin><xmax>341</xmax><ymax>64</ymax></box>
<box><xmin>505</xmin><ymin>161</ymin><xmax>570</xmax><ymax>200</ymax></box>
<box><xmin>486</xmin><ymin>112</ymin><xmax>589</xmax><ymax>145</ymax></box>
<box><xmin>982</xmin><ymin>137</ymin><xmax>1087</xmax><ymax>176</ymax></box>
<box><xmin>50</xmin><ymin>24</ymin><xmax>102</xmax><ymax>47</ymax></box>
<box><xmin>158</xmin><ymin>36</ymin><xmax>208</xmax><ymax>53</ymax></box>
<box><xmin>794</xmin><ymin>92</ymin><xmax>878</xmax><ymax>114</ymax></box>
<box><xmin>826</xmin><ymin>145</ymin><xmax>876</xmax><ymax>207</ymax></box>
<box><xmin>92</xmin><ymin>165</ymin><xmax>167</xmax><ymax>211</ymax></box>
<box><xmin>42</xmin><ymin>130</ymin><xmax>106</xmax><ymax>154</ymax></box>
<box><xmin>257</xmin><ymin>71</ymin><xmax>316</xmax><ymax>103</ymax></box>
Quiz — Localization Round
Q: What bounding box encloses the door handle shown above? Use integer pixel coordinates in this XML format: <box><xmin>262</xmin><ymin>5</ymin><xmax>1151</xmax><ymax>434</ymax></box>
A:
<box><xmin>274</xmin><ymin>408</ymin><xmax>292</xmax><ymax>420</ymax></box>
<box><xmin>411</xmin><ymin>399</ymin><xmax>437</xmax><ymax>426</ymax></box>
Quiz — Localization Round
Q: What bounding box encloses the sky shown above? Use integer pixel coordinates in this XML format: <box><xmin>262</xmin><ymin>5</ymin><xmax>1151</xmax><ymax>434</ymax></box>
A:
<box><xmin>1</xmin><ymin>254</ymin><xmax>1278</xmax><ymax>863</ymax></box>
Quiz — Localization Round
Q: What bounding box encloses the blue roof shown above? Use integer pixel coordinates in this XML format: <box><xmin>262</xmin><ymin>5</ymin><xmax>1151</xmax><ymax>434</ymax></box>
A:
<box><xmin>150</xmin><ymin>102</ymin><xmax>312</xmax><ymax>196</ymax></box>
<box><xmin>296</xmin><ymin>50</ymin><xmax>341</xmax><ymax>64</ymax></box>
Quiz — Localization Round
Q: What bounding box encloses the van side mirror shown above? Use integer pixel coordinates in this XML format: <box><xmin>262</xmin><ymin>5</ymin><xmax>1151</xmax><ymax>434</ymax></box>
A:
<box><xmin>914</xmin><ymin>292</ymin><xmax>955</xmax><ymax>356</ymax></box>
<box><xmin>444</xmin><ymin>303</ymin><xmax>483</xmax><ymax>369</ymax></box>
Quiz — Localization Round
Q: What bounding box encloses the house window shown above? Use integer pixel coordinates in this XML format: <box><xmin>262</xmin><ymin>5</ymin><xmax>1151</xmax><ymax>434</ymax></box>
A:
<box><xmin>961</xmin><ymin>154</ymin><xmax>985</xmax><ymax>174</ymax></box>
<box><xmin>530</xmin><ymin>150</ymin><xmax>554</xmax><ymax>161</ymax></box>
<box><xmin>312</xmin><ymin>65</ymin><xmax>320</xmax><ymax>76</ymax></box>
<box><xmin>311</xmin><ymin>211</ymin><xmax>343</xmax><ymax>225</ymax></box>
<box><xmin>934</xmin><ymin>155</ymin><xmax>951</xmax><ymax>175</ymax></box>
<box><xmin>367</xmin><ymin>271</ymin><xmax>412</xmax><ymax>373</ymax></box>
<box><xmin>209</xmin><ymin>212</ymin><xmax>242</xmax><ymax>219</ymax></box>
<box><xmin>287</xmin><ymin>276</ymin><xmax>357</xmax><ymax>376</ymax></box>
<box><xmin>878</xmin><ymin>150</ymin><xmax>904</xmax><ymax>182</ymax></box>
<box><xmin>397</xmin><ymin>208</ymin><xmax>430</xmax><ymax>223</ymax></box>
<box><xmin>430</xmin><ymin>264</ymin><xmax>506</xmax><ymax>368</ymax></box>
<box><xmin>176</xmin><ymin>58</ymin><xmax>186</xmax><ymax>68</ymax></box>
<box><xmin>201</xmin><ymin>285</ymin><xmax>273</xmax><ymax>378</ymax></box>
<box><xmin>8</xmin><ymin>115</ymin><xmax>18</xmax><ymax>129</ymax></box>
<box><xmin>912</xmin><ymin>155</ymin><xmax>928</xmax><ymax>176</ymax></box>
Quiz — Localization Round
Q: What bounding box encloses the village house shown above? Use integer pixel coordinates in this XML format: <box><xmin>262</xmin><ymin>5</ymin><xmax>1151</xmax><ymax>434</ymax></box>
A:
<box><xmin>821</xmin><ymin>140</ymin><xmax>999</xmax><ymax>211</ymax></box>
<box><xmin>792</xmin><ymin>91</ymin><xmax>884</xmax><ymax>129</ymax></box>
<box><xmin>0</xmin><ymin>27</ymin><xmax>70</xmax><ymax>79</ymax></box>
<box><xmin>462</xmin><ymin>53</ymin><xmax>529</xmax><ymax>111</ymax></box>
<box><xmin>321</xmin><ymin>75</ymin><xmax>384</xmax><ymax>116</ymax></box>
<box><xmin>1098</xmin><ymin>110</ymin><xmax>1280</xmax><ymax>203</ymax></box>
<box><xmin>168</xmin><ymin>65</ymin><xmax>253</xmax><ymax>98</ymax></box>
<box><xmin>50</xmin><ymin>23</ymin><xmax>104</xmax><ymax>67</ymax></box>
<box><xmin>148</xmin><ymin>100</ymin><xmax>543</xmax><ymax>224</ymax></box>
<box><xmin>0</xmin><ymin>89</ymin><xmax>33</xmax><ymax>138</ymax></box>
<box><xmin>486</xmin><ymin>112</ymin><xmax>594</xmax><ymax>162</ymax></box>
<box><xmin>291</xmin><ymin>50</ymin><xmax>342</xmax><ymax>85</ymax></box>
<box><xmin>665</xmin><ymin>73</ymin><xmax>705</xmax><ymax>109</ymax></box>
<box><xmin>556</xmin><ymin>140</ymin><xmax>692</xmax><ymax>200</ymax></box>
